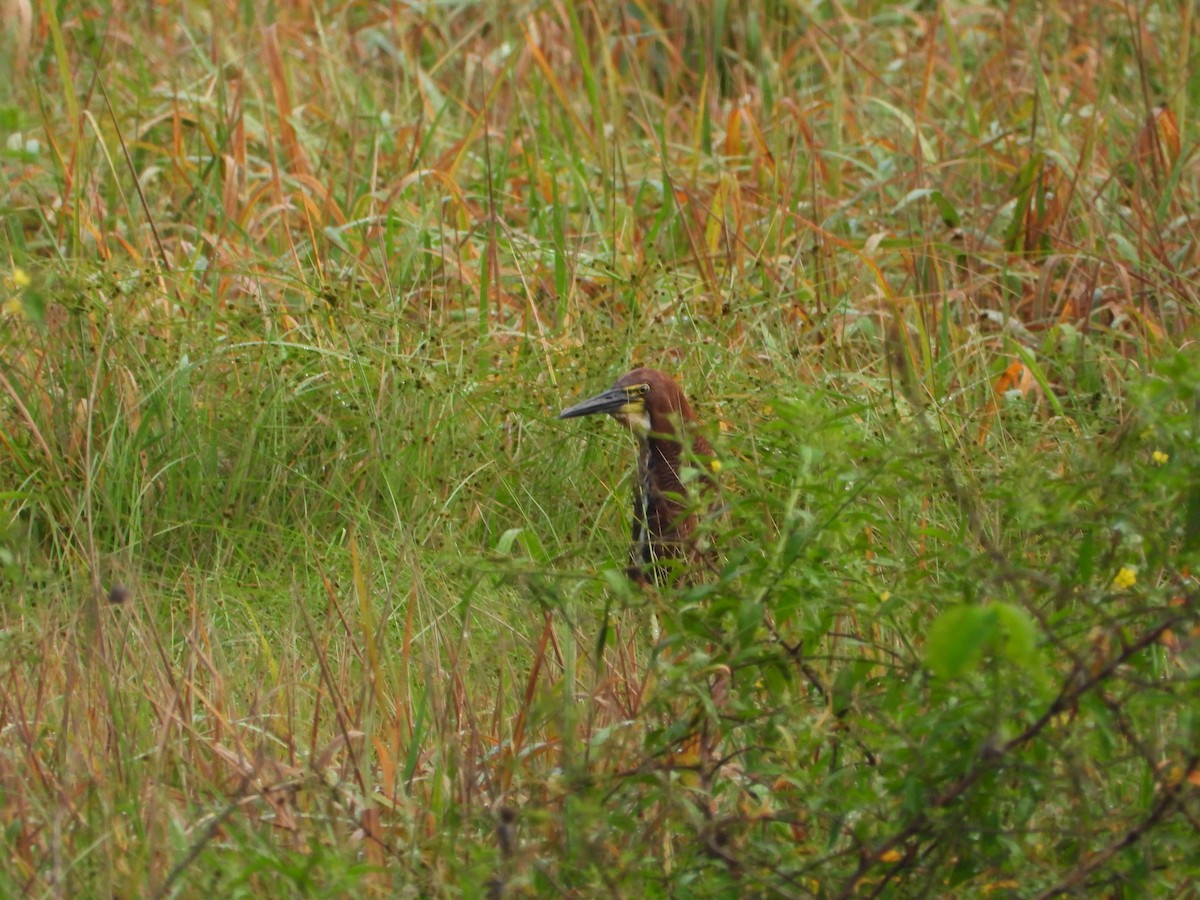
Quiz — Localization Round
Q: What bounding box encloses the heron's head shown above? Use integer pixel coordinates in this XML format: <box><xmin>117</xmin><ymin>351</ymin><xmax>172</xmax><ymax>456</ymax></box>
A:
<box><xmin>558</xmin><ymin>367</ymin><xmax>694</xmax><ymax>438</ymax></box>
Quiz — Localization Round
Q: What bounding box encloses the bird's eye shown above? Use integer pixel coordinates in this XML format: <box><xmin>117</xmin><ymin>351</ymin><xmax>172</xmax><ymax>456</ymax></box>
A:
<box><xmin>637</xmin><ymin>384</ymin><xmax>650</xmax><ymax>395</ymax></box>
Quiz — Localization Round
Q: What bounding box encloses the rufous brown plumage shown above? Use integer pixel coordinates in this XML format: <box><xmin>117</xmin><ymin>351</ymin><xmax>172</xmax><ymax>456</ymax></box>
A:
<box><xmin>559</xmin><ymin>367</ymin><xmax>717</xmax><ymax>583</ymax></box>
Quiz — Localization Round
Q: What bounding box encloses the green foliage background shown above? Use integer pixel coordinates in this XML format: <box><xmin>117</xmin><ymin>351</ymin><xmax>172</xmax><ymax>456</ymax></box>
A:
<box><xmin>1</xmin><ymin>0</ymin><xmax>1198</xmax><ymax>896</ymax></box>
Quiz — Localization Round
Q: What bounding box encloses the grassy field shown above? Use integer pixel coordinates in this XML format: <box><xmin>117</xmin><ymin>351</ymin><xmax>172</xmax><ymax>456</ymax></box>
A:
<box><xmin>1</xmin><ymin>0</ymin><xmax>1198</xmax><ymax>895</ymax></box>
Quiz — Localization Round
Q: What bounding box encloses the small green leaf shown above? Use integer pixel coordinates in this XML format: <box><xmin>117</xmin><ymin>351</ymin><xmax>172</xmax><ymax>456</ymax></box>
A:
<box><xmin>495</xmin><ymin>528</ymin><xmax>523</xmax><ymax>555</ymax></box>
<box><xmin>927</xmin><ymin>603</ymin><xmax>1042</xmax><ymax>679</ymax></box>
<box><xmin>601</xmin><ymin>567</ymin><xmax>635</xmax><ymax>597</ymax></box>
<box><xmin>518</xmin><ymin>529</ymin><xmax>548</xmax><ymax>563</ymax></box>
<box><xmin>991</xmin><ymin>602</ymin><xmax>1038</xmax><ymax>667</ymax></box>
<box><xmin>926</xmin><ymin>605</ymin><xmax>995</xmax><ymax>679</ymax></box>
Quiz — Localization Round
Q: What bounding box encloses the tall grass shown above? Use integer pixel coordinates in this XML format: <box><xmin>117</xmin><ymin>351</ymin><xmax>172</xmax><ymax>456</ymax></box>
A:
<box><xmin>1</xmin><ymin>0</ymin><xmax>1197</xmax><ymax>895</ymax></box>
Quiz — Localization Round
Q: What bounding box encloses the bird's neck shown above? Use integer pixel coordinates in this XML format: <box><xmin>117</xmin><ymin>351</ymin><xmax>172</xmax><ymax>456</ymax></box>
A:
<box><xmin>641</xmin><ymin>428</ymin><xmax>690</xmax><ymax>471</ymax></box>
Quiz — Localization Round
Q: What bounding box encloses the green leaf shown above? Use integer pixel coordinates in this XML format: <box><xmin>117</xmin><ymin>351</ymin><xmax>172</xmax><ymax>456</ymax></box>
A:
<box><xmin>926</xmin><ymin>605</ymin><xmax>995</xmax><ymax>679</ymax></box>
<box><xmin>495</xmin><ymin>528</ymin><xmax>523</xmax><ymax>555</ymax></box>
<box><xmin>991</xmin><ymin>602</ymin><xmax>1038</xmax><ymax>667</ymax></box>
<box><xmin>495</xmin><ymin>527</ymin><xmax>548</xmax><ymax>563</ymax></box>
<box><xmin>927</xmin><ymin>603</ymin><xmax>1042</xmax><ymax>680</ymax></box>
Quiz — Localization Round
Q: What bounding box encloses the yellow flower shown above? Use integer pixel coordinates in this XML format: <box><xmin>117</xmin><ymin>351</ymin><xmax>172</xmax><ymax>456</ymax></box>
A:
<box><xmin>1151</xmin><ymin>450</ymin><xmax>1169</xmax><ymax>466</ymax></box>
<box><xmin>709</xmin><ymin>459</ymin><xmax>722</xmax><ymax>474</ymax></box>
<box><xmin>2</xmin><ymin>295</ymin><xmax>22</xmax><ymax>317</ymax></box>
<box><xmin>1111</xmin><ymin>567</ymin><xmax>1137</xmax><ymax>591</ymax></box>
<box><xmin>880</xmin><ymin>849</ymin><xmax>904</xmax><ymax>863</ymax></box>
<box><xmin>878</xmin><ymin>590</ymin><xmax>892</xmax><ymax>603</ymax></box>
<box><xmin>11</xmin><ymin>267</ymin><xmax>30</xmax><ymax>288</ymax></box>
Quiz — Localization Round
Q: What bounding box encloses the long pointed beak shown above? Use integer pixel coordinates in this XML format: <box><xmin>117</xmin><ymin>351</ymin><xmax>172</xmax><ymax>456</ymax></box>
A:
<box><xmin>558</xmin><ymin>386</ymin><xmax>627</xmax><ymax>419</ymax></box>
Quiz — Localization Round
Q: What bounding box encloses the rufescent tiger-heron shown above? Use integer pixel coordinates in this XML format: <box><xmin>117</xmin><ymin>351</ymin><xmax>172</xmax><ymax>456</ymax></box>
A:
<box><xmin>558</xmin><ymin>367</ymin><xmax>718</xmax><ymax>584</ymax></box>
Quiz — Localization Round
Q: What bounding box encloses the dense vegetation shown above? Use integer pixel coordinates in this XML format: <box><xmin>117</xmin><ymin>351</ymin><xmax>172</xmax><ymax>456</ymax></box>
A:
<box><xmin>1</xmin><ymin>1</ymin><xmax>1197</xmax><ymax>895</ymax></box>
